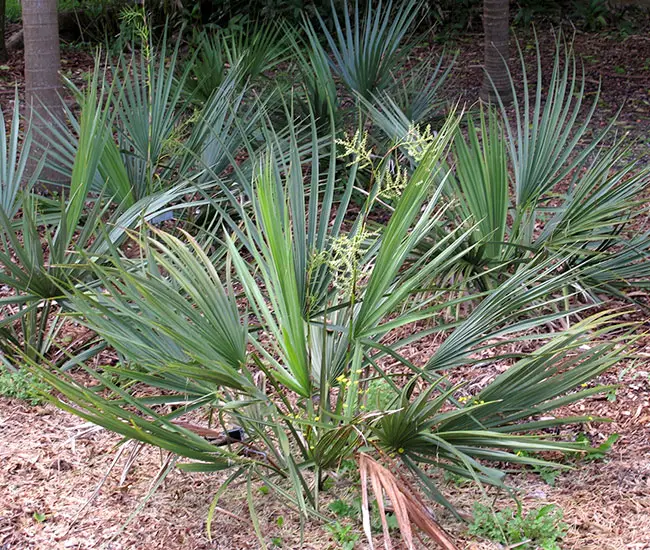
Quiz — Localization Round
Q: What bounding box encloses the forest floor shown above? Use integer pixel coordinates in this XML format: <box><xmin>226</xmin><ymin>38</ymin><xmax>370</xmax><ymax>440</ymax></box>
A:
<box><xmin>1</xmin><ymin>25</ymin><xmax>650</xmax><ymax>550</ymax></box>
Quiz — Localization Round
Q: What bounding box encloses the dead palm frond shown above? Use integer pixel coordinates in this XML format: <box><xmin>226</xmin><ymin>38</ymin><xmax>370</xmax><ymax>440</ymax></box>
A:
<box><xmin>359</xmin><ymin>453</ymin><xmax>457</xmax><ymax>550</ymax></box>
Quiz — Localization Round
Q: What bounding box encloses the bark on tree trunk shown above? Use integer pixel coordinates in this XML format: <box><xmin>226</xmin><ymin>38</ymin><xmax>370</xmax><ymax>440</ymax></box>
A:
<box><xmin>0</xmin><ymin>0</ymin><xmax>8</xmax><ymax>62</ymax></box>
<box><xmin>22</xmin><ymin>0</ymin><xmax>62</xmax><ymax>184</ymax></box>
<box><xmin>481</xmin><ymin>0</ymin><xmax>512</xmax><ymax>104</ymax></box>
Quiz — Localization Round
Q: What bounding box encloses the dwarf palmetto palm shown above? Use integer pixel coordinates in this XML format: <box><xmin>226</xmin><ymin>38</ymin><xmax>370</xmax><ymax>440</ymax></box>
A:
<box><xmin>496</xmin><ymin>39</ymin><xmax>649</xmax><ymax>277</ymax></box>
<box><xmin>0</xmin><ymin>92</ymin><xmax>40</xmax><ymax>217</ymax></box>
<box><xmin>44</xmin><ymin>52</ymin><xmax>260</xmax><ymax>213</ymax></box>
<box><xmin>478</xmin><ymin>39</ymin><xmax>649</xmax><ymax>291</ymax></box>
<box><xmin>26</xmin><ymin>103</ymin><xmax>635</xmax><ymax>548</ymax></box>
<box><xmin>369</xmin><ymin>36</ymin><xmax>649</xmax><ymax>300</ymax></box>
<box><xmin>289</xmin><ymin>29</ymin><xmax>339</xmax><ymax>123</ymax></box>
<box><xmin>42</xmin><ymin>29</ymin><xmax>192</xmax><ymax>203</ymax></box>
<box><xmin>383</xmin><ymin>50</ymin><xmax>456</xmax><ymax>124</ymax></box>
<box><xmin>112</xmin><ymin>28</ymin><xmax>194</xmax><ymax>196</ymax></box>
<box><xmin>493</xmin><ymin>36</ymin><xmax>608</xmax><ymax>211</ymax></box>
<box><xmin>302</xmin><ymin>0</ymin><xmax>451</xmax><ymax>124</ymax></box>
<box><xmin>0</xmin><ymin>80</ymin><xmax>111</xmax><ymax>365</ymax></box>
<box><xmin>0</xmin><ymin>97</ymin><xmax>45</xmax><ymax>364</ymax></box>
<box><xmin>185</xmin><ymin>32</ymin><xmax>228</xmax><ymax>106</ymax></box>
<box><xmin>221</xmin><ymin>20</ymin><xmax>292</xmax><ymax>82</ymax></box>
<box><xmin>186</xmin><ymin>21</ymin><xmax>290</xmax><ymax>106</ymax></box>
<box><xmin>0</xmin><ymin>62</ymin><xmax>226</xmax><ymax>368</ymax></box>
<box><xmin>309</xmin><ymin>0</ymin><xmax>420</xmax><ymax>101</ymax></box>
<box><xmin>47</xmin><ymin>26</ymin><xmax>249</xmax><ymax>203</ymax></box>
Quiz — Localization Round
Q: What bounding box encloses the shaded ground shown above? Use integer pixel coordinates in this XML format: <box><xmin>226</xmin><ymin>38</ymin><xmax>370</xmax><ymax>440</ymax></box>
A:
<box><xmin>2</xmin><ymin>26</ymin><xmax>650</xmax><ymax>550</ymax></box>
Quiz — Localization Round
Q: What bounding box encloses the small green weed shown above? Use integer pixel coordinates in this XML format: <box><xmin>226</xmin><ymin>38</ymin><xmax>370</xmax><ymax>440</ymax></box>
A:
<box><xmin>534</xmin><ymin>465</ymin><xmax>561</xmax><ymax>487</ymax></box>
<box><xmin>365</xmin><ymin>378</ymin><xmax>395</xmax><ymax>411</ymax></box>
<box><xmin>581</xmin><ymin>54</ymin><xmax>599</xmax><ymax>65</ymax></box>
<box><xmin>469</xmin><ymin>503</ymin><xmax>568</xmax><ymax>549</ymax></box>
<box><xmin>336</xmin><ymin>459</ymin><xmax>361</xmax><ymax>483</ymax></box>
<box><xmin>573</xmin><ymin>0</ymin><xmax>609</xmax><ymax>31</ymax></box>
<box><xmin>329</xmin><ymin>498</ymin><xmax>357</xmax><ymax>518</ymax></box>
<box><xmin>324</xmin><ymin>521</ymin><xmax>360</xmax><ymax>550</ymax></box>
<box><xmin>517</xmin><ymin>451</ymin><xmax>562</xmax><ymax>486</ymax></box>
<box><xmin>0</xmin><ymin>367</ymin><xmax>49</xmax><ymax>405</ymax></box>
<box><xmin>606</xmin><ymin>387</ymin><xmax>618</xmax><ymax>402</ymax></box>
<box><xmin>33</xmin><ymin>511</ymin><xmax>47</xmax><ymax>523</ymax></box>
<box><xmin>329</xmin><ymin>497</ymin><xmax>399</xmax><ymax>533</ymax></box>
<box><xmin>321</xmin><ymin>477</ymin><xmax>336</xmax><ymax>491</ymax></box>
<box><xmin>339</xmin><ymin>459</ymin><xmax>358</xmax><ymax>473</ymax></box>
<box><xmin>574</xmin><ymin>433</ymin><xmax>620</xmax><ymax>462</ymax></box>
<box><xmin>443</xmin><ymin>470</ymin><xmax>472</xmax><ymax>486</ymax></box>
<box><xmin>606</xmin><ymin>362</ymin><xmax>644</xmax><ymax>402</ymax></box>
<box><xmin>5</xmin><ymin>0</ymin><xmax>21</xmax><ymax>21</ymax></box>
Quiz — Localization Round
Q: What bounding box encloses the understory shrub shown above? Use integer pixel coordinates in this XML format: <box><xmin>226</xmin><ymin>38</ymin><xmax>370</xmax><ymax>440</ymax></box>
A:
<box><xmin>0</xmin><ymin>366</ymin><xmax>49</xmax><ymax>404</ymax></box>
<box><xmin>469</xmin><ymin>503</ymin><xmax>568</xmax><ymax>549</ymax></box>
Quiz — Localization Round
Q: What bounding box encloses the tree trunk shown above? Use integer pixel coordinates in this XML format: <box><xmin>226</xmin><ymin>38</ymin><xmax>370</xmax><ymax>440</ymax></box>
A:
<box><xmin>22</xmin><ymin>0</ymin><xmax>62</xmax><ymax>184</ymax></box>
<box><xmin>0</xmin><ymin>0</ymin><xmax>8</xmax><ymax>62</ymax></box>
<box><xmin>481</xmin><ymin>0</ymin><xmax>512</xmax><ymax>104</ymax></box>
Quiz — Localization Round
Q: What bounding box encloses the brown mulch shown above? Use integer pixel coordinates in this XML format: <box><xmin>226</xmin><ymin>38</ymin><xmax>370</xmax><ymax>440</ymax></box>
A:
<box><xmin>0</xmin><ymin>398</ymin><xmax>338</xmax><ymax>550</ymax></box>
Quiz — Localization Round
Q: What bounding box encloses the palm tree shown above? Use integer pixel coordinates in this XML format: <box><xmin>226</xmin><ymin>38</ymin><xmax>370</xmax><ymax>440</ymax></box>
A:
<box><xmin>481</xmin><ymin>0</ymin><xmax>512</xmax><ymax>103</ymax></box>
<box><xmin>22</xmin><ymin>0</ymin><xmax>62</xmax><ymax>181</ymax></box>
<box><xmin>0</xmin><ymin>0</ymin><xmax>8</xmax><ymax>62</ymax></box>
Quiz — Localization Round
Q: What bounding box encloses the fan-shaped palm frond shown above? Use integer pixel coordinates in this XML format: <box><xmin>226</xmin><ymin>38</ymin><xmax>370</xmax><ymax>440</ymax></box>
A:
<box><xmin>310</xmin><ymin>0</ymin><xmax>420</xmax><ymax>100</ymax></box>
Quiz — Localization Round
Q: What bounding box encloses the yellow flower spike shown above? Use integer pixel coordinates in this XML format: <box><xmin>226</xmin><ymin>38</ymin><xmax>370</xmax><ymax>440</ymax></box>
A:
<box><xmin>581</xmin><ymin>383</ymin><xmax>588</xmax><ymax>388</ymax></box>
<box><xmin>335</xmin><ymin>129</ymin><xmax>373</xmax><ymax>169</ymax></box>
<box><xmin>398</xmin><ymin>448</ymin><xmax>405</xmax><ymax>454</ymax></box>
<box><xmin>323</xmin><ymin>229</ymin><xmax>379</xmax><ymax>297</ymax></box>
<box><xmin>314</xmin><ymin>416</ymin><xmax>320</xmax><ymax>422</ymax></box>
